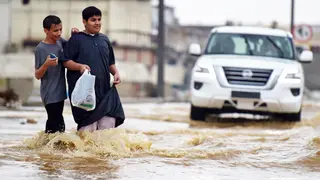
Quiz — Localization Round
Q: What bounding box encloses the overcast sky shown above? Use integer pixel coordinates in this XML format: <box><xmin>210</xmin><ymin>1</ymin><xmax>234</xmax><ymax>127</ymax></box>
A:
<box><xmin>153</xmin><ymin>0</ymin><xmax>320</xmax><ymax>26</ymax></box>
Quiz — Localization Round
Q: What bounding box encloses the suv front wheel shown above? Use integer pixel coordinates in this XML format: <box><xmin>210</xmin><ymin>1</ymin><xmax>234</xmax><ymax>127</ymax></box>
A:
<box><xmin>274</xmin><ymin>110</ymin><xmax>301</xmax><ymax>122</ymax></box>
<box><xmin>190</xmin><ymin>105</ymin><xmax>206</xmax><ymax>121</ymax></box>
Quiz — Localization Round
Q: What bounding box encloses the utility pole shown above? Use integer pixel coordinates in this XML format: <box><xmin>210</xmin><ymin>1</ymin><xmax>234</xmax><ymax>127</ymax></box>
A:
<box><xmin>157</xmin><ymin>0</ymin><xmax>165</xmax><ymax>98</ymax></box>
<box><xmin>290</xmin><ymin>0</ymin><xmax>295</xmax><ymax>33</ymax></box>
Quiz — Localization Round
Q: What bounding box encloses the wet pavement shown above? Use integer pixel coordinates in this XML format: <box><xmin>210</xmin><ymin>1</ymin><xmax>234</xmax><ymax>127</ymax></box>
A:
<box><xmin>0</xmin><ymin>102</ymin><xmax>320</xmax><ymax>180</ymax></box>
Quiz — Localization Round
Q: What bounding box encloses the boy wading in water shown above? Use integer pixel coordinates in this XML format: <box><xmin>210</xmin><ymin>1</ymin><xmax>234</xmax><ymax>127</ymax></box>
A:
<box><xmin>63</xmin><ymin>6</ymin><xmax>125</xmax><ymax>132</ymax></box>
<box><xmin>34</xmin><ymin>15</ymin><xmax>88</xmax><ymax>133</ymax></box>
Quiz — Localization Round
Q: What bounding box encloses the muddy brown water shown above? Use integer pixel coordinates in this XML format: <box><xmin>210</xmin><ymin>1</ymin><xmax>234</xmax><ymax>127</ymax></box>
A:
<box><xmin>0</xmin><ymin>103</ymin><xmax>320</xmax><ymax>180</ymax></box>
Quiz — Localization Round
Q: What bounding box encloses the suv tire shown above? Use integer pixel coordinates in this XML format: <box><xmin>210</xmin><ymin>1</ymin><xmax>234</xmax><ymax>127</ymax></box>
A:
<box><xmin>190</xmin><ymin>105</ymin><xmax>206</xmax><ymax>121</ymax></box>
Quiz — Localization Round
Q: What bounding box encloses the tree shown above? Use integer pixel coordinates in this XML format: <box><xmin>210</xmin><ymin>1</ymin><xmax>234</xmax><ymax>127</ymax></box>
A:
<box><xmin>225</xmin><ymin>20</ymin><xmax>234</xmax><ymax>26</ymax></box>
<box><xmin>270</xmin><ymin>21</ymin><xmax>278</xmax><ymax>29</ymax></box>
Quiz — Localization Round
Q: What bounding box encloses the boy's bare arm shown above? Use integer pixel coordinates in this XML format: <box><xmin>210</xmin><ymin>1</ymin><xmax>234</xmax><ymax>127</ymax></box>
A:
<box><xmin>109</xmin><ymin>64</ymin><xmax>121</xmax><ymax>84</ymax></box>
<box><xmin>63</xmin><ymin>60</ymin><xmax>90</xmax><ymax>73</ymax></box>
<box><xmin>35</xmin><ymin>56</ymin><xmax>57</xmax><ymax>80</ymax></box>
<box><xmin>35</xmin><ymin>64</ymin><xmax>49</xmax><ymax>80</ymax></box>
<box><xmin>109</xmin><ymin>64</ymin><xmax>119</xmax><ymax>75</ymax></box>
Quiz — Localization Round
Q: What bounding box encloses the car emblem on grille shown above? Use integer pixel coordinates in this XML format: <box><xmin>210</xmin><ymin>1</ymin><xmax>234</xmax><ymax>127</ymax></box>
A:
<box><xmin>242</xmin><ymin>69</ymin><xmax>253</xmax><ymax>78</ymax></box>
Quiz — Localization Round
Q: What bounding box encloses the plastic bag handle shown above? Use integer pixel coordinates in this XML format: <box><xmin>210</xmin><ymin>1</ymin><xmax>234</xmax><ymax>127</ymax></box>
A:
<box><xmin>84</xmin><ymin>69</ymin><xmax>90</xmax><ymax>75</ymax></box>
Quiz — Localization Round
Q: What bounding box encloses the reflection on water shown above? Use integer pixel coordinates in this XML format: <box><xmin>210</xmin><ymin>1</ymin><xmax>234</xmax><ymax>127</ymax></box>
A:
<box><xmin>29</xmin><ymin>155</ymin><xmax>119</xmax><ymax>179</ymax></box>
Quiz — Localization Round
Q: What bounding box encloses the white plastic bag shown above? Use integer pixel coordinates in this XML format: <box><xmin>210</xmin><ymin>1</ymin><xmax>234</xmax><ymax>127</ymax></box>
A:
<box><xmin>71</xmin><ymin>69</ymin><xmax>96</xmax><ymax>111</ymax></box>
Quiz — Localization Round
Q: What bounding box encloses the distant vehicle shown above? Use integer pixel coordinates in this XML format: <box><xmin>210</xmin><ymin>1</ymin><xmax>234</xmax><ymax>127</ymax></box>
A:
<box><xmin>295</xmin><ymin>44</ymin><xmax>310</xmax><ymax>57</ymax></box>
<box><xmin>188</xmin><ymin>26</ymin><xmax>313</xmax><ymax>122</ymax></box>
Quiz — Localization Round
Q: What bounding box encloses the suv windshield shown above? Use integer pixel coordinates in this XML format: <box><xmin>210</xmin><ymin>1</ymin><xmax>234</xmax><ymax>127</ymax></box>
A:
<box><xmin>204</xmin><ymin>33</ymin><xmax>295</xmax><ymax>59</ymax></box>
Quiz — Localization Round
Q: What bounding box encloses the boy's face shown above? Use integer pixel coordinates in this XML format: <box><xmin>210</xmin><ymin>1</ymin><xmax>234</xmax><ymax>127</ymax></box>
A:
<box><xmin>44</xmin><ymin>23</ymin><xmax>62</xmax><ymax>41</ymax></box>
<box><xmin>83</xmin><ymin>15</ymin><xmax>101</xmax><ymax>34</ymax></box>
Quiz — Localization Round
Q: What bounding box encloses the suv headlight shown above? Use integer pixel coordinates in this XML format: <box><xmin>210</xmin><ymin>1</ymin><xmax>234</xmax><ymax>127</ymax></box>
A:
<box><xmin>285</xmin><ymin>69</ymin><xmax>301</xmax><ymax>79</ymax></box>
<box><xmin>194</xmin><ymin>65</ymin><xmax>209</xmax><ymax>73</ymax></box>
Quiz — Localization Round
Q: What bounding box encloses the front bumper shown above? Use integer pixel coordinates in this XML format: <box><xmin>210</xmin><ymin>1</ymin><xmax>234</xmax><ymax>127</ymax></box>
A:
<box><xmin>191</xmin><ymin>72</ymin><xmax>303</xmax><ymax>114</ymax></box>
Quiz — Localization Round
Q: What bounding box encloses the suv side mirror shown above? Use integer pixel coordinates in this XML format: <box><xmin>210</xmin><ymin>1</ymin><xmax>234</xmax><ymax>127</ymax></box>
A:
<box><xmin>299</xmin><ymin>50</ymin><xmax>313</xmax><ymax>63</ymax></box>
<box><xmin>189</xmin><ymin>43</ymin><xmax>201</xmax><ymax>56</ymax></box>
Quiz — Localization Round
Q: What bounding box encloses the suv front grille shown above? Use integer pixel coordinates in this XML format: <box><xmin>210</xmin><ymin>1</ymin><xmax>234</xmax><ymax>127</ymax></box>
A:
<box><xmin>223</xmin><ymin>67</ymin><xmax>273</xmax><ymax>86</ymax></box>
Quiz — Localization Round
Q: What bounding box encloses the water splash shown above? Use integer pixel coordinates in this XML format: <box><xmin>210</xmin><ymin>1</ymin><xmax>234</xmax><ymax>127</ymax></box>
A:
<box><xmin>23</xmin><ymin>128</ymin><xmax>152</xmax><ymax>158</ymax></box>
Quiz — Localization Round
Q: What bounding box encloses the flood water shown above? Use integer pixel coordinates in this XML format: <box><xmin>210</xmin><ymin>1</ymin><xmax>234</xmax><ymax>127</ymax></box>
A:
<box><xmin>0</xmin><ymin>102</ymin><xmax>320</xmax><ymax>180</ymax></box>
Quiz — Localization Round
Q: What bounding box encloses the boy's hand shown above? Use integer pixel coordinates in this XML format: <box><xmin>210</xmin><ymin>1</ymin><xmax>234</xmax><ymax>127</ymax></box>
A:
<box><xmin>79</xmin><ymin>64</ymin><xmax>90</xmax><ymax>74</ymax></box>
<box><xmin>71</xmin><ymin>27</ymin><xmax>79</xmax><ymax>35</ymax></box>
<box><xmin>44</xmin><ymin>55</ymin><xmax>58</xmax><ymax>67</ymax></box>
<box><xmin>113</xmin><ymin>72</ymin><xmax>121</xmax><ymax>84</ymax></box>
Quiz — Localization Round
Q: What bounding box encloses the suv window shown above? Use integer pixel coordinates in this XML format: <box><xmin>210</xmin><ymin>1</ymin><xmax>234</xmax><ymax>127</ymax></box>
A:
<box><xmin>204</xmin><ymin>33</ymin><xmax>295</xmax><ymax>59</ymax></box>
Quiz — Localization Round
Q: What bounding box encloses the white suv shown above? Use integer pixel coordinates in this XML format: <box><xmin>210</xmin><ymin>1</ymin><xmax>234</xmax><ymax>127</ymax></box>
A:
<box><xmin>188</xmin><ymin>26</ymin><xmax>313</xmax><ymax>122</ymax></box>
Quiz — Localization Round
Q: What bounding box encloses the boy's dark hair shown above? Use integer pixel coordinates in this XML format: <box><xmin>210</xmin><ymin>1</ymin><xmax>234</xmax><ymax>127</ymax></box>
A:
<box><xmin>82</xmin><ymin>6</ymin><xmax>102</xmax><ymax>21</ymax></box>
<box><xmin>43</xmin><ymin>15</ymin><xmax>61</xmax><ymax>30</ymax></box>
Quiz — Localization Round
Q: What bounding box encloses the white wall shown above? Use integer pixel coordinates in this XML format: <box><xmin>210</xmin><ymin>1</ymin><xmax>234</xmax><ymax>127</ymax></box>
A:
<box><xmin>10</xmin><ymin>0</ymin><xmax>152</xmax><ymax>47</ymax></box>
<box><xmin>11</xmin><ymin>0</ymin><xmax>110</xmax><ymax>43</ymax></box>
<box><xmin>0</xmin><ymin>0</ymin><xmax>10</xmax><ymax>52</ymax></box>
<box><xmin>108</xmin><ymin>0</ymin><xmax>152</xmax><ymax>47</ymax></box>
<box><xmin>0</xmin><ymin>53</ymin><xmax>34</xmax><ymax>78</ymax></box>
